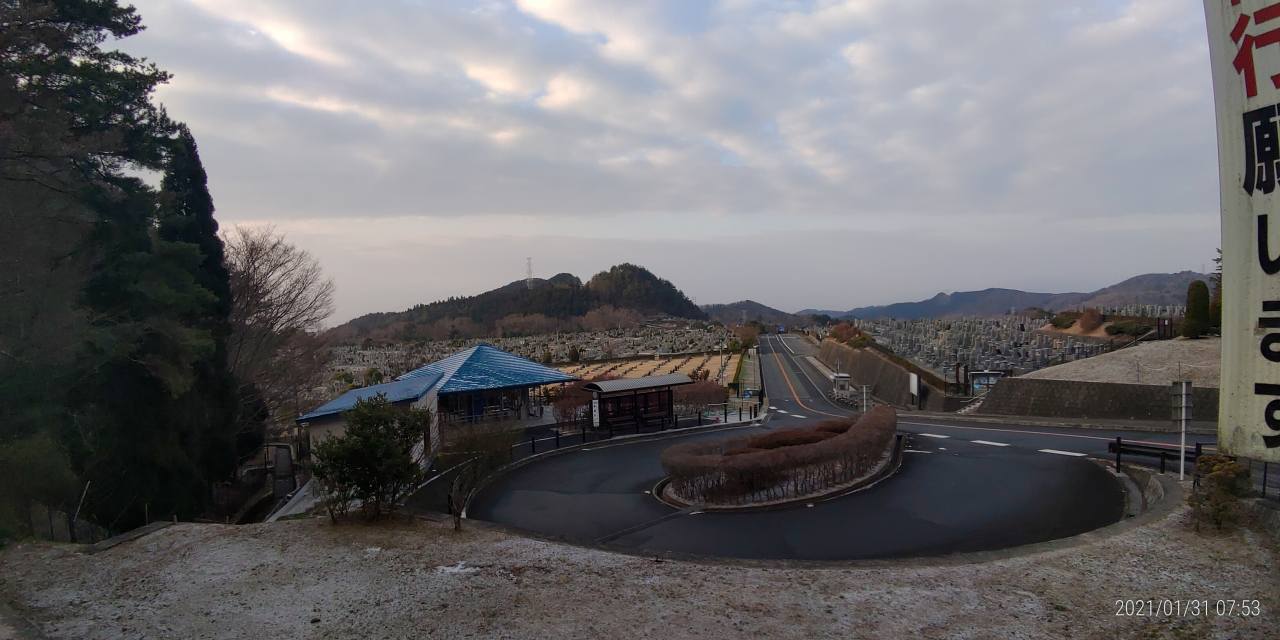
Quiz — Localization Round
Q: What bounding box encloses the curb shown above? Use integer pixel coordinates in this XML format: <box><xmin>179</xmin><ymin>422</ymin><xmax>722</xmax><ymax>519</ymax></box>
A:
<box><xmin>462</xmin><ymin>415</ymin><xmax>770</xmax><ymax>517</ymax></box>
<box><xmin>654</xmin><ymin>434</ymin><xmax>906</xmax><ymax>512</ymax></box>
<box><xmin>460</xmin><ymin>449</ymin><xmax>1187</xmax><ymax>570</ymax></box>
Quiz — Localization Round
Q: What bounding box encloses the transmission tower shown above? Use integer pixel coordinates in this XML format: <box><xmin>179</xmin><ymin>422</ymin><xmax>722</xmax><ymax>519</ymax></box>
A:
<box><xmin>526</xmin><ymin>257</ymin><xmax>534</xmax><ymax>289</ymax></box>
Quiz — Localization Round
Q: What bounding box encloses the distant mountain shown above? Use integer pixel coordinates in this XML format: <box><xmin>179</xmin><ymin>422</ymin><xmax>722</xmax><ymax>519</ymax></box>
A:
<box><xmin>331</xmin><ymin>263</ymin><xmax>706</xmax><ymax>341</ymax></box>
<box><xmin>814</xmin><ymin>271</ymin><xmax>1210</xmax><ymax>320</ymax></box>
<box><xmin>701</xmin><ymin>300</ymin><xmax>808</xmax><ymax>327</ymax></box>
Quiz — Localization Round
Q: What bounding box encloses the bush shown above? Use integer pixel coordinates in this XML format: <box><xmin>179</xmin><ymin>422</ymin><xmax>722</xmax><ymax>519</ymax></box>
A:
<box><xmin>312</xmin><ymin>396</ymin><xmax>430</xmax><ymax>521</ymax></box>
<box><xmin>0</xmin><ymin>431</ymin><xmax>80</xmax><ymax>538</ymax></box>
<box><xmin>1188</xmin><ymin>454</ymin><xmax>1250</xmax><ymax>531</ymax></box>
<box><xmin>1105</xmin><ymin>320</ymin><xmax>1153</xmax><ymax>337</ymax></box>
<box><xmin>661</xmin><ymin>406</ymin><xmax>897</xmax><ymax>505</ymax></box>
<box><xmin>1050</xmin><ymin>312</ymin><xmax>1079</xmax><ymax>329</ymax></box>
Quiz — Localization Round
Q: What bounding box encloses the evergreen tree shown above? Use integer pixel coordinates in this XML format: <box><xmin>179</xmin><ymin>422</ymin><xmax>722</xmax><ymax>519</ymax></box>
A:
<box><xmin>1182</xmin><ymin>280</ymin><xmax>1211</xmax><ymax>339</ymax></box>
<box><xmin>157</xmin><ymin>125</ymin><xmax>240</xmax><ymax>481</ymax></box>
<box><xmin>1210</xmin><ymin>249</ymin><xmax>1222</xmax><ymax>331</ymax></box>
<box><xmin>2</xmin><ymin>1</ymin><xmax>238</xmax><ymax>527</ymax></box>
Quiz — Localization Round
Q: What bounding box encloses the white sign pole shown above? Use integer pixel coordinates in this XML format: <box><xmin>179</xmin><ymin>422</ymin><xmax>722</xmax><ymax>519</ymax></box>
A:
<box><xmin>1181</xmin><ymin>382</ymin><xmax>1188</xmax><ymax>481</ymax></box>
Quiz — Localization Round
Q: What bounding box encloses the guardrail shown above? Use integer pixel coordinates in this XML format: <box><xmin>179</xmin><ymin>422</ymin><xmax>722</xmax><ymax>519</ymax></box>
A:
<box><xmin>1108</xmin><ymin>437</ymin><xmax>1276</xmax><ymax>501</ymax></box>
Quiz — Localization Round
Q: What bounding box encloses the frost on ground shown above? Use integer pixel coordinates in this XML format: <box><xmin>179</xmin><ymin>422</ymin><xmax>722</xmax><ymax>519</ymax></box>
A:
<box><xmin>1023</xmin><ymin>338</ymin><xmax>1220</xmax><ymax>388</ymax></box>
<box><xmin>1</xmin><ymin>507</ymin><xmax>1276</xmax><ymax>640</ymax></box>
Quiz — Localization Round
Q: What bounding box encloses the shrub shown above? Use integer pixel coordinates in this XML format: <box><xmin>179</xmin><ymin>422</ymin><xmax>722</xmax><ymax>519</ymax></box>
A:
<box><xmin>1188</xmin><ymin>454</ymin><xmax>1250</xmax><ymax>531</ymax></box>
<box><xmin>1050</xmin><ymin>312</ymin><xmax>1079</xmax><ymax>329</ymax></box>
<box><xmin>312</xmin><ymin>396</ymin><xmax>430</xmax><ymax>522</ymax></box>
<box><xmin>1105</xmin><ymin>320</ymin><xmax>1154</xmax><ymax>337</ymax></box>
<box><xmin>661</xmin><ymin>406</ymin><xmax>897</xmax><ymax>505</ymax></box>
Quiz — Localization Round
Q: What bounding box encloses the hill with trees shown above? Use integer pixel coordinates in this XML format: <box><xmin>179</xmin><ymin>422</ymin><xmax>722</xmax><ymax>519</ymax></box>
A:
<box><xmin>804</xmin><ymin>271</ymin><xmax>1210</xmax><ymax>320</ymax></box>
<box><xmin>701</xmin><ymin>300</ymin><xmax>809</xmax><ymax>327</ymax></box>
<box><xmin>331</xmin><ymin>263</ymin><xmax>706</xmax><ymax>342</ymax></box>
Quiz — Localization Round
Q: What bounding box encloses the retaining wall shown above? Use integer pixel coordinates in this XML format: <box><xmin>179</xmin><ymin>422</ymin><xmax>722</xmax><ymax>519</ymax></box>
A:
<box><xmin>817</xmin><ymin>340</ymin><xmax>953</xmax><ymax>411</ymax></box>
<box><xmin>977</xmin><ymin>377</ymin><xmax>1219</xmax><ymax>422</ymax></box>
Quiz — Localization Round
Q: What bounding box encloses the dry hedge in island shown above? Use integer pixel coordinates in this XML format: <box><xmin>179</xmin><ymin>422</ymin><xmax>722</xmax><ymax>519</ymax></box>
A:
<box><xmin>661</xmin><ymin>406</ymin><xmax>898</xmax><ymax>506</ymax></box>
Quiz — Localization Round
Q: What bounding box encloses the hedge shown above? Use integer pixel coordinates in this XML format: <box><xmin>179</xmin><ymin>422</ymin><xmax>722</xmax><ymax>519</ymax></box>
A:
<box><xmin>661</xmin><ymin>406</ymin><xmax>897</xmax><ymax>506</ymax></box>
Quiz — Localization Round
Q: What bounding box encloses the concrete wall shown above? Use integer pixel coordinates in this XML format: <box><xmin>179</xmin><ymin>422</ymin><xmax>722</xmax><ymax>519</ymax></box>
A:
<box><xmin>817</xmin><ymin>340</ymin><xmax>952</xmax><ymax>411</ymax></box>
<box><xmin>978</xmin><ymin>377</ymin><xmax>1219</xmax><ymax>422</ymax></box>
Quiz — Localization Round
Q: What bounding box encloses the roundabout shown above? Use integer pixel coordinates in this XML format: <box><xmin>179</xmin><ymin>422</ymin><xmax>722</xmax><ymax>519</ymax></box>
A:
<box><xmin>467</xmin><ymin>335</ymin><xmax>1132</xmax><ymax>561</ymax></box>
<box><xmin>465</xmin><ymin>417</ymin><xmax>1126</xmax><ymax>561</ymax></box>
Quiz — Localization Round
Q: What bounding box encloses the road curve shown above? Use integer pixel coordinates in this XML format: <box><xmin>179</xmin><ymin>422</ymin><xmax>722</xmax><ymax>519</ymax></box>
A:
<box><xmin>467</xmin><ymin>335</ymin><xmax>1128</xmax><ymax>560</ymax></box>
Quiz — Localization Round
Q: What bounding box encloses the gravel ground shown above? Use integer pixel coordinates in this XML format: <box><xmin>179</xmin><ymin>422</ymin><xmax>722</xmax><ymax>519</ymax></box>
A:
<box><xmin>1023</xmin><ymin>338</ymin><xmax>1220</xmax><ymax>388</ymax></box>
<box><xmin>0</xmin><ymin>505</ymin><xmax>1276</xmax><ymax>640</ymax></box>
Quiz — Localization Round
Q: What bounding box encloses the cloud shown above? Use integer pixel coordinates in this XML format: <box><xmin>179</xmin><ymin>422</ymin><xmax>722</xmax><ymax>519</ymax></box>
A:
<box><xmin>119</xmin><ymin>0</ymin><xmax>1221</xmax><ymax>321</ymax></box>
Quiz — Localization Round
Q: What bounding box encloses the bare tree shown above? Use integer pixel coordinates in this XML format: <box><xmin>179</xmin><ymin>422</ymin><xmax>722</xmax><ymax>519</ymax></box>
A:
<box><xmin>223</xmin><ymin>226</ymin><xmax>335</xmax><ymax>433</ymax></box>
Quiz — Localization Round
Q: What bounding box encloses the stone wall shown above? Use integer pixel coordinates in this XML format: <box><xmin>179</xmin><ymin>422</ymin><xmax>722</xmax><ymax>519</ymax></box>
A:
<box><xmin>978</xmin><ymin>377</ymin><xmax>1219</xmax><ymax>422</ymax></box>
<box><xmin>817</xmin><ymin>340</ymin><xmax>953</xmax><ymax>410</ymax></box>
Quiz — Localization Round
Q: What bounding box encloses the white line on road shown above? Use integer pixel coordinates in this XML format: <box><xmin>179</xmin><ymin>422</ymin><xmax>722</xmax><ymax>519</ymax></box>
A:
<box><xmin>791</xmin><ymin>415</ymin><xmax>807</xmax><ymax>419</ymax></box>
<box><xmin>917</xmin><ymin>433</ymin><xmax>950</xmax><ymax>439</ymax></box>
<box><xmin>1038</xmin><ymin>449</ymin><xmax>1087</xmax><ymax>457</ymax></box>
<box><xmin>904</xmin><ymin>450</ymin><xmax>933</xmax><ymax>454</ymax></box>
<box><xmin>769</xmin><ymin>406</ymin><xmax>777</xmax><ymax>410</ymax></box>
<box><xmin>971</xmin><ymin>440</ymin><xmax>1010</xmax><ymax>447</ymax></box>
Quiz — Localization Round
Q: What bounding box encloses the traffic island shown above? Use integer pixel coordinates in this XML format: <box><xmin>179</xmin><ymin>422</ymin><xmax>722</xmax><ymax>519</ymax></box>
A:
<box><xmin>658</xmin><ymin>406</ymin><xmax>900</xmax><ymax>509</ymax></box>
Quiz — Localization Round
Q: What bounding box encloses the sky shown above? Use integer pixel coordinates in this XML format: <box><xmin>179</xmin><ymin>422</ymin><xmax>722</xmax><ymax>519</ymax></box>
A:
<box><xmin>119</xmin><ymin>0</ymin><xmax>1221</xmax><ymax>323</ymax></box>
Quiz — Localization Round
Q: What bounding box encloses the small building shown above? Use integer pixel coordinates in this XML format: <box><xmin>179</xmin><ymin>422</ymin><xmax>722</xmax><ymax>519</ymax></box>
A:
<box><xmin>297</xmin><ymin>344</ymin><xmax>578</xmax><ymax>463</ymax></box>
<box><xmin>584</xmin><ymin>373</ymin><xmax>693</xmax><ymax>432</ymax></box>
<box><xmin>296</xmin><ymin>372</ymin><xmax>443</xmax><ymax>457</ymax></box>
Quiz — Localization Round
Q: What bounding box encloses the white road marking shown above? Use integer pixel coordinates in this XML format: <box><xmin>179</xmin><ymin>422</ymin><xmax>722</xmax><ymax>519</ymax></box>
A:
<box><xmin>917</xmin><ymin>433</ymin><xmax>950</xmax><ymax>439</ymax></box>
<box><xmin>769</xmin><ymin>406</ymin><xmax>777</xmax><ymax>410</ymax></box>
<box><xmin>791</xmin><ymin>415</ymin><xmax>808</xmax><ymax>419</ymax></box>
<box><xmin>1038</xmin><ymin>449</ymin><xmax>1087</xmax><ymax>457</ymax></box>
<box><xmin>971</xmin><ymin>440</ymin><xmax>1010</xmax><ymax>447</ymax></box>
<box><xmin>900</xmin><ymin>420</ymin><xmax>1213</xmax><ymax>450</ymax></box>
<box><xmin>904</xmin><ymin>450</ymin><xmax>933</xmax><ymax>454</ymax></box>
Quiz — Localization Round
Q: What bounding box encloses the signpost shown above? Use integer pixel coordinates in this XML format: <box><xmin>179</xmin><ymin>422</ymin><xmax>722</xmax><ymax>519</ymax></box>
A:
<box><xmin>1172</xmin><ymin>381</ymin><xmax>1193</xmax><ymax>479</ymax></box>
<box><xmin>1203</xmin><ymin>1</ymin><xmax>1280</xmax><ymax>463</ymax></box>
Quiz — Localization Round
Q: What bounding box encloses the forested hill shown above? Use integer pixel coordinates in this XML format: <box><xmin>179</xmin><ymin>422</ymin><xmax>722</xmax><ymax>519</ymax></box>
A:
<box><xmin>804</xmin><ymin>271</ymin><xmax>1211</xmax><ymax>320</ymax></box>
<box><xmin>331</xmin><ymin>263</ymin><xmax>706</xmax><ymax>341</ymax></box>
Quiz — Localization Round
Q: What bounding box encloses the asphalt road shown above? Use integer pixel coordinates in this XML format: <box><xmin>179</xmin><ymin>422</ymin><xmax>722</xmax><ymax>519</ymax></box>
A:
<box><xmin>466</xmin><ymin>334</ymin><xmax>1144</xmax><ymax>560</ymax></box>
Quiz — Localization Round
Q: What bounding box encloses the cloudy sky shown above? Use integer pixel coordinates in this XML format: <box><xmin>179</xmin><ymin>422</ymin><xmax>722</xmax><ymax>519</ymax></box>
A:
<box><xmin>120</xmin><ymin>0</ymin><xmax>1220</xmax><ymax>323</ymax></box>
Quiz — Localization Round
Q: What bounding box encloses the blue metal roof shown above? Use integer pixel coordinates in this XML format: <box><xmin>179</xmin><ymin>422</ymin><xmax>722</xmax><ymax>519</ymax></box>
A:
<box><xmin>297</xmin><ymin>371</ymin><xmax>442</xmax><ymax>422</ymax></box>
<box><xmin>397</xmin><ymin>344</ymin><xmax>576</xmax><ymax>394</ymax></box>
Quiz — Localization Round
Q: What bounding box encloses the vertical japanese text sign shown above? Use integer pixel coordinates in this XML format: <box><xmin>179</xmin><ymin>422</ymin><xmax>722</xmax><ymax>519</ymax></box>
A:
<box><xmin>1205</xmin><ymin>0</ymin><xmax>1280</xmax><ymax>461</ymax></box>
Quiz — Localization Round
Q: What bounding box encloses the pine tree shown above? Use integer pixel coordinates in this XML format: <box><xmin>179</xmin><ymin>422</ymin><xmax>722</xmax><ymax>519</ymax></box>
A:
<box><xmin>2</xmin><ymin>1</ymin><xmax>238</xmax><ymax>527</ymax></box>
<box><xmin>157</xmin><ymin>126</ymin><xmax>241</xmax><ymax>481</ymax></box>
<box><xmin>1182</xmin><ymin>280</ymin><xmax>1211</xmax><ymax>339</ymax></box>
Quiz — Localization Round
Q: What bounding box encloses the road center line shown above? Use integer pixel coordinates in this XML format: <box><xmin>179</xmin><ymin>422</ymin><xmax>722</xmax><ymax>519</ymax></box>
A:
<box><xmin>971</xmin><ymin>440</ymin><xmax>1010</xmax><ymax>447</ymax></box>
<box><xmin>917</xmin><ymin>433</ymin><xmax>950</xmax><ymax>439</ymax></box>
<box><xmin>1038</xmin><ymin>449</ymin><xmax>1087</xmax><ymax>457</ymax></box>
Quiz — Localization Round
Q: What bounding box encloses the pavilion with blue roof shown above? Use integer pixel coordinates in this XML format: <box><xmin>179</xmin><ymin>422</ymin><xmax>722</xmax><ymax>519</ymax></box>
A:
<box><xmin>297</xmin><ymin>344</ymin><xmax>577</xmax><ymax>460</ymax></box>
<box><xmin>397</xmin><ymin>344</ymin><xmax>576</xmax><ymax>427</ymax></box>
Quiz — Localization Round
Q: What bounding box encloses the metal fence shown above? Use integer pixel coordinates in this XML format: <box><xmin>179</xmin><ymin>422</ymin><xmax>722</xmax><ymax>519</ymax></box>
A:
<box><xmin>1110</xmin><ymin>437</ymin><xmax>1278</xmax><ymax>501</ymax></box>
<box><xmin>507</xmin><ymin>403</ymin><xmax>763</xmax><ymax>462</ymax></box>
